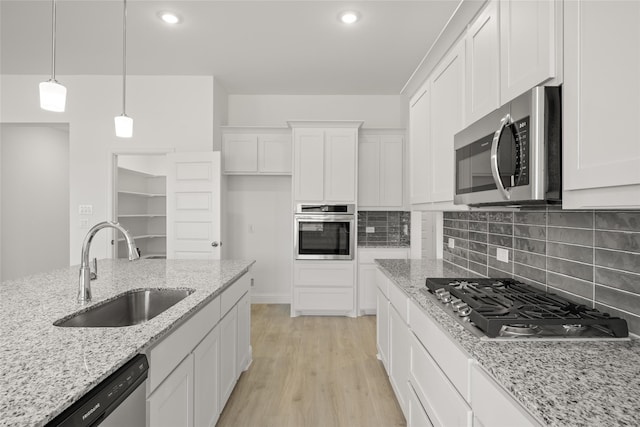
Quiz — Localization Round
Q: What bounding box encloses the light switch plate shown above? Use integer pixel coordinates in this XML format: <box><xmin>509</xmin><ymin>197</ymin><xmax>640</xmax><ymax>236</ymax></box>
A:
<box><xmin>448</xmin><ymin>238</ymin><xmax>455</xmax><ymax>248</ymax></box>
<box><xmin>497</xmin><ymin>248</ymin><xmax>509</xmax><ymax>263</ymax></box>
<box><xmin>366</xmin><ymin>226</ymin><xmax>375</xmax><ymax>233</ymax></box>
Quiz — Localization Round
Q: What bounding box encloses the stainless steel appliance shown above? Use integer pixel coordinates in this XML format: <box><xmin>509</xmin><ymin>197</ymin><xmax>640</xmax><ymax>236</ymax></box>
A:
<box><xmin>454</xmin><ymin>86</ymin><xmax>561</xmax><ymax>206</ymax></box>
<box><xmin>47</xmin><ymin>354</ymin><xmax>148</xmax><ymax>426</ymax></box>
<box><xmin>294</xmin><ymin>204</ymin><xmax>355</xmax><ymax>260</ymax></box>
<box><xmin>422</xmin><ymin>278</ymin><xmax>629</xmax><ymax>340</ymax></box>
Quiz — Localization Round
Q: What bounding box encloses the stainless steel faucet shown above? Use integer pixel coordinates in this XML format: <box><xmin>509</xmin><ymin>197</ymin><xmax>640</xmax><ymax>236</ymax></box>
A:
<box><xmin>78</xmin><ymin>221</ymin><xmax>140</xmax><ymax>302</ymax></box>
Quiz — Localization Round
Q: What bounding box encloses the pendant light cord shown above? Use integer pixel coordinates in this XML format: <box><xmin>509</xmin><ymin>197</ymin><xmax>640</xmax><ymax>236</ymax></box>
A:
<box><xmin>122</xmin><ymin>0</ymin><xmax>127</xmax><ymax>115</ymax></box>
<box><xmin>51</xmin><ymin>0</ymin><xmax>57</xmax><ymax>80</ymax></box>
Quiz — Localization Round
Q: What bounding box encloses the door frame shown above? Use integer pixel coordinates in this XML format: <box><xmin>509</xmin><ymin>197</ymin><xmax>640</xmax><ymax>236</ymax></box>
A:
<box><xmin>107</xmin><ymin>147</ymin><xmax>175</xmax><ymax>258</ymax></box>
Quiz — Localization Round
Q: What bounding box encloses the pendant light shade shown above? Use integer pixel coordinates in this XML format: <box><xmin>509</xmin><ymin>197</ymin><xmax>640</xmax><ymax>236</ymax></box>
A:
<box><xmin>115</xmin><ymin>0</ymin><xmax>133</xmax><ymax>138</ymax></box>
<box><xmin>39</xmin><ymin>80</ymin><xmax>67</xmax><ymax>112</ymax></box>
<box><xmin>114</xmin><ymin>114</ymin><xmax>133</xmax><ymax>138</ymax></box>
<box><xmin>40</xmin><ymin>0</ymin><xmax>66</xmax><ymax>112</ymax></box>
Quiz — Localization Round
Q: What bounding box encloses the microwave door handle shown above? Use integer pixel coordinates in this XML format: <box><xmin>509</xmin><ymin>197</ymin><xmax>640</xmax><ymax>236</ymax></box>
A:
<box><xmin>490</xmin><ymin>114</ymin><xmax>512</xmax><ymax>201</ymax></box>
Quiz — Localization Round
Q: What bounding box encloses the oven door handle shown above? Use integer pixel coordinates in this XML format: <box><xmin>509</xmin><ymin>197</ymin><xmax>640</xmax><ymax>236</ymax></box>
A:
<box><xmin>490</xmin><ymin>113</ymin><xmax>512</xmax><ymax>201</ymax></box>
<box><xmin>295</xmin><ymin>214</ymin><xmax>355</xmax><ymax>222</ymax></box>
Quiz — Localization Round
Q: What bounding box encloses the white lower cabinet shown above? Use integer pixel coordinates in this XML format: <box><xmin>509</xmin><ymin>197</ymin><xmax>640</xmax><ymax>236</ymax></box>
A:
<box><xmin>470</xmin><ymin>363</ymin><xmax>541</xmax><ymax>427</ymax></box>
<box><xmin>146</xmin><ymin>272</ymin><xmax>252</xmax><ymax>426</ymax></box>
<box><xmin>292</xmin><ymin>261</ymin><xmax>355</xmax><ymax>316</ymax></box>
<box><xmin>376</xmin><ymin>267</ymin><xmax>541</xmax><ymax>427</ymax></box>
<box><xmin>148</xmin><ymin>354</ymin><xmax>194</xmax><ymax>427</ymax></box>
<box><xmin>194</xmin><ymin>326</ymin><xmax>220</xmax><ymax>427</ymax></box>
<box><xmin>358</xmin><ymin>248</ymin><xmax>409</xmax><ymax>314</ymax></box>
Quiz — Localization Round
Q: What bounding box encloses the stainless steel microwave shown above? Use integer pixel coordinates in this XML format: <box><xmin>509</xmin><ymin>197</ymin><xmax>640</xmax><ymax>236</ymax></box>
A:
<box><xmin>294</xmin><ymin>204</ymin><xmax>355</xmax><ymax>260</ymax></box>
<box><xmin>454</xmin><ymin>86</ymin><xmax>561</xmax><ymax>206</ymax></box>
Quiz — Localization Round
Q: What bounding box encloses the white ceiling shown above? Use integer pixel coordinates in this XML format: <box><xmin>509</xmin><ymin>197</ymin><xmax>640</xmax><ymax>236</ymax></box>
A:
<box><xmin>0</xmin><ymin>0</ymin><xmax>461</xmax><ymax>94</ymax></box>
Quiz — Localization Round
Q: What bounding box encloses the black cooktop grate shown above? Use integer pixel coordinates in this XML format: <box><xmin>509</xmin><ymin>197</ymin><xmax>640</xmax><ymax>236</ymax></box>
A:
<box><xmin>425</xmin><ymin>278</ymin><xmax>629</xmax><ymax>338</ymax></box>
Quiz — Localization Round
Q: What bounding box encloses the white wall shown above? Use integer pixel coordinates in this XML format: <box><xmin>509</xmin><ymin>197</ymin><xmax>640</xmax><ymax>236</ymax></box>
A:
<box><xmin>213</xmin><ymin>79</ymin><xmax>228</xmax><ymax>151</ymax></box>
<box><xmin>228</xmin><ymin>94</ymin><xmax>408</xmax><ymax>128</ymax></box>
<box><xmin>225</xmin><ymin>175</ymin><xmax>291</xmax><ymax>303</ymax></box>
<box><xmin>1</xmin><ymin>124</ymin><xmax>70</xmax><ymax>281</ymax></box>
<box><xmin>0</xmin><ymin>74</ymin><xmax>214</xmax><ymax>264</ymax></box>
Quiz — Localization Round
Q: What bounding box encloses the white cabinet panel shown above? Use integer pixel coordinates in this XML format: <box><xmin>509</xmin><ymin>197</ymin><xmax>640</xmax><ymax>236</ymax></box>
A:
<box><xmin>237</xmin><ymin>291</ymin><xmax>252</xmax><ymax>374</ymax></box>
<box><xmin>389</xmin><ymin>304</ymin><xmax>410</xmax><ymax>417</ymax></box>
<box><xmin>223</xmin><ymin>134</ymin><xmax>258</xmax><ymax>173</ymax></box>
<box><xmin>358</xmin><ymin>133</ymin><xmax>404</xmax><ymax>209</ymax></box>
<box><xmin>500</xmin><ymin>0</ymin><xmax>556</xmax><ymax>103</ymax></box>
<box><xmin>325</xmin><ymin>129</ymin><xmax>357</xmax><ymax>202</ymax></box>
<box><xmin>194</xmin><ymin>326</ymin><xmax>220</xmax><ymax>427</ymax></box>
<box><xmin>376</xmin><ymin>287</ymin><xmax>390</xmax><ymax>371</ymax></box>
<box><xmin>294</xmin><ymin>261</ymin><xmax>354</xmax><ymax>287</ymax></box>
<box><xmin>358</xmin><ymin>263</ymin><xmax>378</xmax><ymax>314</ymax></box>
<box><xmin>563</xmin><ymin>0</ymin><xmax>640</xmax><ymax>208</ymax></box>
<box><xmin>259</xmin><ymin>134</ymin><xmax>291</xmax><ymax>173</ymax></box>
<box><xmin>293</xmin><ymin>287</ymin><xmax>354</xmax><ymax>312</ymax></box>
<box><xmin>429</xmin><ymin>39</ymin><xmax>465</xmax><ymax>204</ymax></box>
<box><xmin>409</xmin><ymin>85</ymin><xmax>430</xmax><ymax>205</ymax></box>
<box><xmin>148</xmin><ymin>353</ymin><xmax>194</xmax><ymax>427</ymax></box>
<box><xmin>471</xmin><ymin>363</ymin><xmax>541</xmax><ymax>427</ymax></box>
<box><xmin>219</xmin><ymin>305</ymin><xmax>238</xmax><ymax>411</ymax></box>
<box><xmin>465</xmin><ymin>0</ymin><xmax>500</xmax><ymax>125</ymax></box>
<box><xmin>294</xmin><ymin>130</ymin><xmax>325</xmax><ymax>202</ymax></box>
<box><xmin>408</xmin><ymin>383</ymin><xmax>434</xmax><ymax>427</ymax></box>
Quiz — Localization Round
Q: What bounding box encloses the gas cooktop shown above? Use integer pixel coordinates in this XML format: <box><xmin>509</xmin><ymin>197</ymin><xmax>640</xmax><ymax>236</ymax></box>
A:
<box><xmin>421</xmin><ymin>278</ymin><xmax>629</xmax><ymax>340</ymax></box>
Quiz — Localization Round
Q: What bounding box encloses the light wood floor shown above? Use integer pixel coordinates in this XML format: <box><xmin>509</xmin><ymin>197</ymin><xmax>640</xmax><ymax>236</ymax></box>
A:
<box><xmin>216</xmin><ymin>304</ymin><xmax>406</xmax><ymax>427</ymax></box>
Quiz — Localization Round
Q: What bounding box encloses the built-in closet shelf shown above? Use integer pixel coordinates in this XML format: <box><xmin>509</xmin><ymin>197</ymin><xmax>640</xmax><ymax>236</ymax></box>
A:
<box><xmin>117</xmin><ymin>167</ymin><xmax>164</xmax><ymax>179</ymax></box>
<box><xmin>118</xmin><ymin>234</ymin><xmax>167</xmax><ymax>242</ymax></box>
<box><xmin>118</xmin><ymin>214</ymin><xmax>167</xmax><ymax>218</ymax></box>
<box><xmin>118</xmin><ymin>190</ymin><xmax>166</xmax><ymax>198</ymax></box>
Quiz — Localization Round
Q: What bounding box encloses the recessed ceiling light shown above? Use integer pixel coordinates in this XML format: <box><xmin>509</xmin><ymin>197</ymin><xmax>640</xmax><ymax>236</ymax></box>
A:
<box><xmin>158</xmin><ymin>11</ymin><xmax>181</xmax><ymax>24</ymax></box>
<box><xmin>339</xmin><ymin>11</ymin><xmax>360</xmax><ymax>24</ymax></box>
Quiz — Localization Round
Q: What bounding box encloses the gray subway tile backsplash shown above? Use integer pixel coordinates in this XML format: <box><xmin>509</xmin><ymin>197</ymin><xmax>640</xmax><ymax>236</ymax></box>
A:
<box><xmin>358</xmin><ymin>211</ymin><xmax>410</xmax><ymax>248</ymax></box>
<box><xmin>440</xmin><ymin>208</ymin><xmax>640</xmax><ymax>335</ymax></box>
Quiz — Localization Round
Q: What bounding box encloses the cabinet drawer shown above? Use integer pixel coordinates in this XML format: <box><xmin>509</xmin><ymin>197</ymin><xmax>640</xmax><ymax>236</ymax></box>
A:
<box><xmin>148</xmin><ymin>295</ymin><xmax>221</xmax><ymax>394</ymax></box>
<box><xmin>471</xmin><ymin>363</ymin><xmax>541</xmax><ymax>427</ymax></box>
<box><xmin>221</xmin><ymin>273</ymin><xmax>251</xmax><ymax>316</ymax></box>
<box><xmin>294</xmin><ymin>287</ymin><xmax>354</xmax><ymax>312</ymax></box>
<box><xmin>410</xmin><ymin>334</ymin><xmax>472</xmax><ymax>427</ymax></box>
<box><xmin>409</xmin><ymin>300</ymin><xmax>471</xmax><ymax>400</ymax></box>
<box><xmin>293</xmin><ymin>261</ymin><xmax>354</xmax><ymax>287</ymax></box>
<box><xmin>388</xmin><ymin>280</ymin><xmax>408</xmax><ymax>324</ymax></box>
<box><xmin>408</xmin><ymin>382</ymin><xmax>434</xmax><ymax>427</ymax></box>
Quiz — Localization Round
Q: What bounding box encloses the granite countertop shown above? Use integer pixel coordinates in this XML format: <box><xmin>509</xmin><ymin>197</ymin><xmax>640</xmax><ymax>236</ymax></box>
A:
<box><xmin>0</xmin><ymin>259</ymin><xmax>255</xmax><ymax>427</ymax></box>
<box><xmin>375</xmin><ymin>258</ymin><xmax>640</xmax><ymax>427</ymax></box>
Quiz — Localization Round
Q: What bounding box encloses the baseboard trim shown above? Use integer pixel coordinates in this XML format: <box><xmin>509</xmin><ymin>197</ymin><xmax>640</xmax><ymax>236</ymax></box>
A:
<box><xmin>251</xmin><ymin>294</ymin><xmax>291</xmax><ymax>304</ymax></box>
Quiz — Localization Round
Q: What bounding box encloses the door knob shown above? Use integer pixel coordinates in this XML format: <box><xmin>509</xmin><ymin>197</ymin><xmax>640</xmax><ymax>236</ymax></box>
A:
<box><xmin>211</xmin><ymin>241</ymin><xmax>219</xmax><ymax>247</ymax></box>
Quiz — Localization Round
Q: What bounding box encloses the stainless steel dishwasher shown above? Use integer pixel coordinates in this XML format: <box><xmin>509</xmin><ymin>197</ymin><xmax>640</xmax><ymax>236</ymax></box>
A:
<box><xmin>47</xmin><ymin>354</ymin><xmax>148</xmax><ymax>427</ymax></box>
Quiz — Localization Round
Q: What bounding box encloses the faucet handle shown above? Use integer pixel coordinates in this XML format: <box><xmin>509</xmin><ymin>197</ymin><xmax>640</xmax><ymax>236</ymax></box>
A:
<box><xmin>90</xmin><ymin>257</ymin><xmax>98</xmax><ymax>280</ymax></box>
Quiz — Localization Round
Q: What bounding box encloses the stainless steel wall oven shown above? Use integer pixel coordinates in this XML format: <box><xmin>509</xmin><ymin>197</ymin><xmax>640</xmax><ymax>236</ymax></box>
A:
<box><xmin>294</xmin><ymin>204</ymin><xmax>355</xmax><ymax>260</ymax></box>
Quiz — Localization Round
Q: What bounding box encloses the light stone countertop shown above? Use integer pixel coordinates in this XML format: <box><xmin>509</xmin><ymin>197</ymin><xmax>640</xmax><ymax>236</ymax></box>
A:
<box><xmin>375</xmin><ymin>258</ymin><xmax>640</xmax><ymax>427</ymax></box>
<box><xmin>0</xmin><ymin>259</ymin><xmax>255</xmax><ymax>427</ymax></box>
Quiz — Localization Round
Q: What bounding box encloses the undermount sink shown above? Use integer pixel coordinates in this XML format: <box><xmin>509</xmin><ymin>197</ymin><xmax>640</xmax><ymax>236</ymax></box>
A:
<box><xmin>54</xmin><ymin>288</ymin><xmax>195</xmax><ymax>327</ymax></box>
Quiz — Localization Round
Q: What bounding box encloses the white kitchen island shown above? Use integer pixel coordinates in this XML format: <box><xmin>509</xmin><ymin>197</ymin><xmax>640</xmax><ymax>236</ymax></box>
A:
<box><xmin>0</xmin><ymin>258</ymin><xmax>254</xmax><ymax>427</ymax></box>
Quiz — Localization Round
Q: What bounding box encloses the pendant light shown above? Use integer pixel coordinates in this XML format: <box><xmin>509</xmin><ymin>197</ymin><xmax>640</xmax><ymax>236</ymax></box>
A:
<box><xmin>115</xmin><ymin>0</ymin><xmax>133</xmax><ymax>138</ymax></box>
<box><xmin>39</xmin><ymin>0</ymin><xmax>67</xmax><ymax>112</ymax></box>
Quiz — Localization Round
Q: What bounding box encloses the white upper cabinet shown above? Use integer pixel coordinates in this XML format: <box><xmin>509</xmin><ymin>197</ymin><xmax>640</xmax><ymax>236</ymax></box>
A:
<box><xmin>358</xmin><ymin>131</ymin><xmax>405</xmax><ymax>209</ymax></box>
<box><xmin>499</xmin><ymin>0</ymin><xmax>557</xmax><ymax>104</ymax></box>
<box><xmin>563</xmin><ymin>0</ymin><xmax>640</xmax><ymax>209</ymax></box>
<box><xmin>430</xmin><ymin>39</ymin><xmax>466</xmax><ymax>206</ymax></box>
<box><xmin>291</xmin><ymin>122</ymin><xmax>361</xmax><ymax>203</ymax></box>
<box><xmin>464</xmin><ymin>0</ymin><xmax>558</xmax><ymax>122</ymax></box>
<box><xmin>409</xmin><ymin>82</ymin><xmax>431</xmax><ymax>206</ymax></box>
<box><xmin>465</xmin><ymin>0</ymin><xmax>500</xmax><ymax>125</ymax></box>
<box><xmin>222</xmin><ymin>128</ymin><xmax>291</xmax><ymax>175</ymax></box>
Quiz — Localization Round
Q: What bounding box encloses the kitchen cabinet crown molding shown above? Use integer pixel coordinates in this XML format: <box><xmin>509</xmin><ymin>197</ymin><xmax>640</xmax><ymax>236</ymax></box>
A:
<box><xmin>287</xmin><ymin>120</ymin><xmax>364</xmax><ymax>129</ymax></box>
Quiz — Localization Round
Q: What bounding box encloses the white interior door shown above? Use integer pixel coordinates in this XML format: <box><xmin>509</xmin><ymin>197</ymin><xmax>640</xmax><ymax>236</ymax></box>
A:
<box><xmin>167</xmin><ymin>152</ymin><xmax>221</xmax><ymax>259</ymax></box>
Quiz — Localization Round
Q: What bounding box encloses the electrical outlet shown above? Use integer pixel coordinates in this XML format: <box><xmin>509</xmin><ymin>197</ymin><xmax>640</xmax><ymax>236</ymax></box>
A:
<box><xmin>448</xmin><ymin>238</ymin><xmax>455</xmax><ymax>249</ymax></box>
<box><xmin>497</xmin><ymin>248</ymin><xmax>509</xmax><ymax>263</ymax></box>
<box><xmin>78</xmin><ymin>204</ymin><xmax>93</xmax><ymax>215</ymax></box>
<box><xmin>79</xmin><ymin>218</ymin><xmax>89</xmax><ymax>229</ymax></box>
<box><xmin>366</xmin><ymin>226</ymin><xmax>375</xmax><ymax>233</ymax></box>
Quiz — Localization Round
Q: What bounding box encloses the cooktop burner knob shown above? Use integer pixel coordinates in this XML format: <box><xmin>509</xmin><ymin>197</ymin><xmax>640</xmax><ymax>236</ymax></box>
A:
<box><xmin>457</xmin><ymin>305</ymin><xmax>471</xmax><ymax>317</ymax></box>
<box><xmin>440</xmin><ymin>291</ymin><xmax>452</xmax><ymax>303</ymax></box>
<box><xmin>434</xmin><ymin>288</ymin><xmax>447</xmax><ymax>300</ymax></box>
